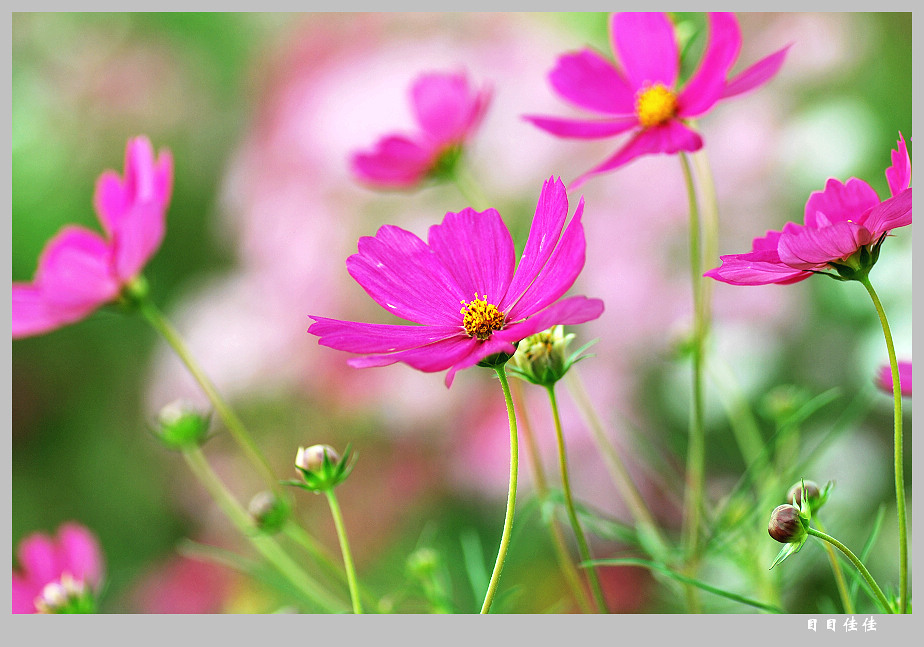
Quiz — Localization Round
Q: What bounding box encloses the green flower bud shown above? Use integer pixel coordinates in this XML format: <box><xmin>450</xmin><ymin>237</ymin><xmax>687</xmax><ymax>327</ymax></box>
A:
<box><xmin>153</xmin><ymin>400</ymin><xmax>210</xmax><ymax>450</ymax></box>
<box><xmin>768</xmin><ymin>504</ymin><xmax>807</xmax><ymax>544</ymax></box>
<box><xmin>296</xmin><ymin>444</ymin><xmax>340</xmax><ymax>472</ymax></box>
<box><xmin>35</xmin><ymin>574</ymin><xmax>96</xmax><ymax>614</ymax></box>
<box><xmin>787</xmin><ymin>479</ymin><xmax>833</xmax><ymax>513</ymax></box>
<box><xmin>509</xmin><ymin>326</ymin><xmax>594</xmax><ymax>386</ymax></box>
<box><xmin>247</xmin><ymin>491</ymin><xmax>290</xmax><ymax>534</ymax></box>
<box><xmin>284</xmin><ymin>443</ymin><xmax>356</xmax><ymax>493</ymax></box>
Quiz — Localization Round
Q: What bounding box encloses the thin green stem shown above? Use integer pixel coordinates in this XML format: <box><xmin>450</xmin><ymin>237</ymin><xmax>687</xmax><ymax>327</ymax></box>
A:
<box><xmin>679</xmin><ymin>152</ymin><xmax>707</xmax><ymax>612</ymax></box>
<box><xmin>481</xmin><ymin>366</ymin><xmax>519</xmax><ymax>614</ymax></box>
<box><xmin>859</xmin><ymin>276</ymin><xmax>906</xmax><ymax>613</ymax></box>
<box><xmin>449</xmin><ymin>159</ymin><xmax>490</xmax><ymax>211</ymax></box>
<box><xmin>138</xmin><ymin>299</ymin><xmax>279</xmax><ymax>493</ymax></box>
<box><xmin>546</xmin><ymin>385</ymin><xmax>609</xmax><ymax>613</ymax></box>
<box><xmin>806</xmin><ymin>527</ymin><xmax>893</xmax><ymax>614</ymax></box>
<box><xmin>511</xmin><ymin>379</ymin><xmax>593</xmax><ymax>613</ymax></box>
<box><xmin>814</xmin><ymin>518</ymin><xmax>855</xmax><ymax>614</ymax></box>
<box><xmin>182</xmin><ymin>447</ymin><xmax>345</xmax><ymax>612</ymax></box>
<box><xmin>324</xmin><ymin>489</ymin><xmax>363</xmax><ymax>614</ymax></box>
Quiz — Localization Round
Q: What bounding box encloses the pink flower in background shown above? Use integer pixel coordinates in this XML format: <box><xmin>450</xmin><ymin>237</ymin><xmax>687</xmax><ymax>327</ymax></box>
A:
<box><xmin>706</xmin><ymin>133</ymin><xmax>912</xmax><ymax>285</ymax></box>
<box><xmin>12</xmin><ymin>522</ymin><xmax>104</xmax><ymax>613</ymax></box>
<box><xmin>350</xmin><ymin>71</ymin><xmax>491</xmax><ymax>188</ymax></box>
<box><xmin>876</xmin><ymin>360</ymin><xmax>912</xmax><ymax>397</ymax></box>
<box><xmin>526</xmin><ymin>12</ymin><xmax>788</xmax><ymax>187</ymax></box>
<box><xmin>309</xmin><ymin>177</ymin><xmax>604</xmax><ymax>387</ymax></box>
<box><xmin>12</xmin><ymin>136</ymin><xmax>173</xmax><ymax>338</ymax></box>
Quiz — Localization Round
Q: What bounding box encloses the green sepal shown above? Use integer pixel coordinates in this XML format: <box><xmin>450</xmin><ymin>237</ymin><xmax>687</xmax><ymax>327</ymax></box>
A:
<box><xmin>769</xmin><ymin>537</ymin><xmax>807</xmax><ymax>570</ymax></box>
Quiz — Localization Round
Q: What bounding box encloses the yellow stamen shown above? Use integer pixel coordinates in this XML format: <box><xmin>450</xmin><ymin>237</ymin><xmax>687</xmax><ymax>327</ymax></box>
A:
<box><xmin>460</xmin><ymin>293</ymin><xmax>506</xmax><ymax>341</ymax></box>
<box><xmin>635</xmin><ymin>83</ymin><xmax>677</xmax><ymax>128</ymax></box>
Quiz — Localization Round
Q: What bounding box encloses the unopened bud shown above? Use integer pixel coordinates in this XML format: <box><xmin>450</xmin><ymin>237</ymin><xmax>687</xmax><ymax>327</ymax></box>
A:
<box><xmin>786</xmin><ymin>479</ymin><xmax>833</xmax><ymax>515</ymax></box>
<box><xmin>34</xmin><ymin>573</ymin><xmax>94</xmax><ymax>614</ymax></box>
<box><xmin>768</xmin><ymin>504</ymin><xmax>806</xmax><ymax>544</ymax></box>
<box><xmin>154</xmin><ymin>400</ymin><xmax>210</xmax><ymax>449</ymax></box>
<box><xmin>295</xmin><ymin>444</ymin><xmax>339</xmax><ymax>473</ymax></box>
<box><xmin>286</xmin><ymin>443</ymin><xmax>356</xmax><ymax>492</ymax></box>
<box><xmin>248</xmin><ymin>491</ymin><xmax>289</xmax><ymax>534</ymax></box>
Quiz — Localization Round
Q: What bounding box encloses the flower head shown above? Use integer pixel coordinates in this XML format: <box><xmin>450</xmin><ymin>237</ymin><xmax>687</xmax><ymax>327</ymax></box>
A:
<box><xmin>308</xmin><ymin>177</ymin><xmax>604</xmax><ymax>387</ymax></box>
<box><xmin>350</xmin><ymin>71</ymin><xmax>491</xmax><ymax>189</ymax></box>
<box><xmin>706</xmin><ymin>133</ymin><xmax>912</xmax><ymax>285</ymax></box>
<box><xmin>876</xmin><ymin>360</ymin><xmax>912</xmax><ymax>397</ymax></box>
<box><xmin>12</xmin><ymin>522</ymin><xmax>104</xmax><ymax>613</ymax></box>
<box><xmin>12</xmin><ymin>136</ymin><xmax>173</xmax><ymax>338</ymax></box>
<box><xmin>525</xmin><ymin>12</ymin><xmax>789</xmax><ymax>187</ymax></box>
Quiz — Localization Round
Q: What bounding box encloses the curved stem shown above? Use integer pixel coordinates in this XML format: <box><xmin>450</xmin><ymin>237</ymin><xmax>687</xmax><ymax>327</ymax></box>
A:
<box><xmin>138</xmin><ymin>299</ymin><xmax>280</xmax><ymax>494</ymax></box>
<box><xmin>182</xmin><ymin>447</ymin><xmax>345</xmax><ymax>612</ymax></box>
<box><xmin>481</xmin><ymin>366</ymin><xmax>519</xmax><ymax>614</ymax></box>
<box><xmin>324</xmin><ymin>489</ymin><xmax>363</xmax><ymax>614</ymax></box>
<box><xmin>859</xmin><ymin>276</ymin><xmax>907</xmax><ymax>613</ymax></box>
<box><xmin>806</xmin><ymin>527</ymin><xmax>893</xmax><ymax>614</ymax></box>
<box><xmin>546</xmin><ymin>385</ymin><xmax>609</xmax><ymax>613</ymax></box>
<box><xmin>814</xmin><ymin>518</ymin><xmax>855</xmax><ymax>614</ymax></box>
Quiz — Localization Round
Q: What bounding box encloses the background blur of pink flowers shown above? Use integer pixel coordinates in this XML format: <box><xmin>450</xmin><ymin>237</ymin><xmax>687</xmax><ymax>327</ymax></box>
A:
<box><xmin>13</xmin><ymin>13</ymin><xmax>910</xmax><ymax>613</ymax></box>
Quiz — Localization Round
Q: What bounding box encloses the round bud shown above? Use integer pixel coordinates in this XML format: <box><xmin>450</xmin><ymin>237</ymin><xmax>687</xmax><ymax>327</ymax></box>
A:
<box><xmin>295</xmin><ymin>444</ymin><xmax>340</xmax><ymax>473</ymax></box>
<box><xmin>154</xmin><ymin>400</ymin><xmax>210</xmax><ymax>449</ymax></box>
<box><xmin>768</xmin><ymin>504</ymin><xmax>805</xmax><ymax>544</ymax></box>
<box><xmin>247</xmin><ymin>491</ymin><xmax>289</xmax><ymax>533</ymax></box>
<box><xmin>787</xmin><ymin>480</ymin><xmax>821</xmax><ymax>509</ymax></box>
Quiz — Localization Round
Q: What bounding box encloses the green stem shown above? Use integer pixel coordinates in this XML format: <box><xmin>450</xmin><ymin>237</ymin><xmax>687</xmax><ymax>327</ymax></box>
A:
<box><xmin>511</xmin><ymin>379</ymin><xmax>593</xmax><ymax>613</ymax></box>
<box><xmin>449</xmin><ymin>159</ymin><xmax>491</xmax><ymax>211</ymax></box>
<box><xmin>546</xmin><ymin>385</ymin><xmax>609</xmax><ymax>613</ymax></box>
<box><xmin>182</xmin><ymin>447</ymin><xmax>345</xmax><ymax>612</ymax></box>
<box><xmin>679</xmin><ymin>152</ymin><xmax>707</xmax><ymax>612</ymax></box>
<box><xmin>814</xmin><ymin>518</ymin><xmax>855</xmax><ymax>614</ymax></box>
<box><xmin>324</xmin><ymin>489</ymin><xmax>363</xmax><ymax>614</ymax></box>
<box><xmin>806</xmin><ymin>527</ymin><xmax>893</xmax><ymax>614</ymax></box>
<box><xmin>481</xmin><ymin>366</ymin><xmax>519</xmax><ymax>614</ymax></box>
<box><xmin>138</xmin><ymin>299</ymin><xmax>279</xmax><ymax>494</ymax></box>
<box><xmin>858</xmin><ymin>275</ymin><xmax>907</xmax><ymax>613</ymax></box>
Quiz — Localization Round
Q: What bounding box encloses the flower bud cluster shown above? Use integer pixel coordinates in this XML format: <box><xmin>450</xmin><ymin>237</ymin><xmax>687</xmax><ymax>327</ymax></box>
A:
<box><xmin>767</xmin><ymin>479</ymin><xmax>833</xmax><ymax>569</ymax></box>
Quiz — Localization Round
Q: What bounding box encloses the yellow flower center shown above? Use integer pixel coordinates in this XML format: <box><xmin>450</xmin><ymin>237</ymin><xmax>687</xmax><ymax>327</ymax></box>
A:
<box><xmin>460</xmin><ymin>293</ymin><xmax>506</xmax><ymax>341</ymax></box>
<box><xmin>635</xmin><ymin>84</ymin><xmax>677</xmax><ymax>128</ymax></box>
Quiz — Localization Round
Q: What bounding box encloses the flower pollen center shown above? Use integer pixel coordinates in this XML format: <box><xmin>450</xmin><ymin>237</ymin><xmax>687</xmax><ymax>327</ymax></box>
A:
<box><xmin>460</xmin><ymin>293</ymin><xmax>506</xmax><ymax>341</ymax></box>
<box><xmin>635</xmin><ymin>84</ymin><xmax>677</xmax><ymax>128</ymax></box>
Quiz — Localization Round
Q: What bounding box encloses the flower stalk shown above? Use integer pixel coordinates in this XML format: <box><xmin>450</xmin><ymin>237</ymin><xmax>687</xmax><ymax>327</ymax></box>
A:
<box><xmin>805</xmin><ymin>527</ymin><xmax>893</xmax><ymax>614</ymax></box>
<box><xmin>324</xmin><ymin>489</ymin><xmax>363</xmax><ymax>614</ymax></box>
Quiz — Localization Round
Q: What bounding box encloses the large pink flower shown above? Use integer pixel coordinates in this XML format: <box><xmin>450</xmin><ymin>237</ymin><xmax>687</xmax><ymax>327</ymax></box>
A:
<box><xmin>350</xmin><ymin>71</ymin><xmax>491</xmax><ymax>189</ymax></box>
<box><xmin>706</xmin><ymin>133</ymin><xmax>912</xmax><ymax>285</ymax></box>
<box><xmin>877</xmin><ymin>360</ymin><xmax>912</xmax><ymax>398</ymax></box>
<box><xmin>12</xmin><ymin>136</ymin><xmax>173</xmax><ymax>338</ymax></box>
<box><xmin>308</xmin><ymin>177</ymin><xmax>604</xmax><ymax>387</ymax></box>
<box><xmin>525</xmin><ymin>12</ymin><xmax>788</xmax><ymax>187</ymax></box>
<box><xmin>12</xmin><ymin>522</ymin><xmax>105</xmax><ymax>613</ymax></box>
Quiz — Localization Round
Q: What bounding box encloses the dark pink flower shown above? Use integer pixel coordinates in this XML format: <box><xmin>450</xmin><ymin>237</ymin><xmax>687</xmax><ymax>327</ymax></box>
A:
<box><xmin>525</xmin><ymin>12</ymin><xmax>789</xmax><ymax>187</ymax></box>
<box><xmin>12</xmin><ymin>136</ymin><xmax>173</xmax><ymax>338</ymax></box>
<box><xmin>308</xmin><ymin>177</ymin><xmax>604</xmax><ymax>387</ymax></box>
<box><xmin>706</xmin><ymin>133</ymin><xmax>912</xmax><ymax>285</ymax></box>
<box><xmin>350</xmin><ymin>71</ymin><xmax>491</xmax><ymax>189</ymax></box>
<box><xmin>12</xmin><ymin>522</ymin><xmax>105</xmax><ymax>613</ymax></box>
<box><xmin>877</xmin><ymin>360</ymin><xmax>912</xmax><ymax>397</ymax></box>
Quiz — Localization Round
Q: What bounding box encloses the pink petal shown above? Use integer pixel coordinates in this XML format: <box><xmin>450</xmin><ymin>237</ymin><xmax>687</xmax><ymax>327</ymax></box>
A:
<box><xmin>612</xmin><ymin>12</ymin><xmax>679</xmax><ymax>89</ymax></box>
<box><xmin>861</xmin><ymin>188</ymin><xmax>912</xmax><ymax>236</ymax></box>
<box><xmin>777</xmin><ymin>221</ymin><xmax>873</xmax><ymax>269</ymax></box>
<box><xmin>348</xmin><ymin>333</ymin><xmax>479</xmax><ymax>373</ymax></box>
<box><xmin>677</xmin><ymin>12</ymin><xmax>742</xmax><ymax>119</ymax></box>
<box><xmin>427</xmin><ymin>208</ymin><xmax>515</xmax><ymax>305</ymax></box>
<box><xmin>11</xmin><ymin>284</ymin><xmax>70</xmax><ymax>340</ymax></box>
<box><xmin>876</xmin><ymin>360</ymin><xmax>912</xmax><ymax>397</ymax></box>
<box><xmin>347</xmin><ymin>224</ymin><xmax>465</xmax><ymax>325</ymax></box>
<box><xmin>112</xmin><ymin>201</ymin><xmax>166</xmax><ymax>281</ymax></box>
<box><xmin>497</xmin><ymin>296</ymin><xmax>605</xmax><ymax>344</ymax></box>
<box><xmin>523</xmin><ymin>114</ymin><xmax>639</xmax><ymax>139</ymax></box>
<box><xmin>350</xmin><ymin>135</ymin><xmax>436</xmax><ymax>188</ymax></box>
<box><xmin>12</xmin><ymin>573</ymin><xmax>39</xmax><ymax>613</ymax></box>
<box><xmin>547</xmin><ymin>49</ymin><xmax>636</xmax><ymax>114</ymax></box>
<box><xmin>93</xmin><ymin>170</ymin><xmax>126</xmax><ymax>238</ymax></box>
<box><xmin>442</xmin><ymin>335</ymin><xmax>522</xmax><ymax>388</ymax></box>
<box><xmin>704</xmin><ymin>250</ymin><xmax>811</xmax><ymax>286</ymax></box>
<box><xmin>34</xmin><ymin>226</ymin><xmax>120</xmax><ymax>310</ymax></box>
<box><xmin>411</xmin><ymin>72</ymin><xmax>489</xmax><ymax>144</ymax></box>
<box><xmin>57</xmin><ymin>523</ymin><xmax>104</xmax><ymax>587</ymax></box>
<box><xmin>886</xmin><ymin>132</ymin><xmax>911</xmax><ymax>198</ymax></box>
<box><xmin>504</xmin><ymin>177</ymin><xmax>569</xmax><ymax>303</ymax></box>
<box><xmin>504</xmin><ymin>197</ymin><xmax>586</xmax><ymax>321</ymax></box>
<box><xmin>570</xmin><ymin>121</ymin><xmax>703</xmax><ymax>189</ymax></box>
<box><xmin>721</xmin><ymin>45</ymin><xmax>791</xmax><ymax>100</ymax></box>
<box><xmin>308</xmin><ymin>316</ymin><xmax>462</xmax><ymax>354</ymax></box>
<box><xmin>16</xmin><ymin>533</ymin><xmax>63</xmax><ymax>590</ymax></box>
<box><xmin>803</xmin><ymin>177</ymin><xmax>880</xmax><ymax>228</ymax></box>
<box><xmin>123</xmin><ymin>136</ymin><xmax>158</xmax><ymax>204</ymax></box>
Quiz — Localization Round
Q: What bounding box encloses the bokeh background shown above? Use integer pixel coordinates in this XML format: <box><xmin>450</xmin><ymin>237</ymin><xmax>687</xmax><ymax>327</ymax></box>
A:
<box><xmin>11</xmin><ymin>12</ymin><xmax>911</xmax><ymax>613</ymax></box>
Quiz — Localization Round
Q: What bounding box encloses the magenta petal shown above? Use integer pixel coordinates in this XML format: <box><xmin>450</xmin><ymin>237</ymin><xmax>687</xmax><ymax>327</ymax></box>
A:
<box><xmin>803</xmin><ymin>178</ymin><xmax>880</xmax><ymax>228</ymax></box>
<box><xmin>548</xmin><ymin>49</ymin><xmax>636</xmax><ymax>114</ymax></box>
<box><xmin>427</xmin><ymin>208</ymin><xmax>515</xmax><ymax>304</ymax></box>
<box><xmin>442</xmin><ymin>336</ymin><xmax>522</xmax><ymax>387</ymax></box>
<box><xmin>93</xmin><ymin>170</ymin><xmax>126</xmax><ymax>237</ymax></box>
<box><xmin>877</xmin><ymin>360</ymin><xmax>912</xmax><ymax>397</ymax></box>
<box><xmin>677</xmin><ymin>12</ymin><xmax>742</xmax><ymax>118</ymax></box>
<box><xmin>57</xmin><ymin>523</ymin><xmax>104</xmax><ymax>587</ymax></box>
<box><xmin>12</xmin><ymin>284</ymin><xmax>64</xmax><ymax>339</ymax></box>
<box><xmin>112</xmin><ymin>201</ymin><xmax>166</xmax><ymax>281</ymax></box>
<box><xmin>504</xmin><ymin>177</ymin><xmax>569</xmax><ymax>302</ymax></box>
<box><xmin>862</xmin><ymin>188</ymin><xmax>912</xmax><ymax>236</ymax></box>
<box><xmin>308</xmin><ymin>316</ymin><xmax>461</xmax><ymax>354</ymax></box>
<box><xmin>612</xmin><ymin>12</ymin><xmax>679</xmax><ymax>89</ymax></box>
<box><xmin>351</xmin><ymin>135</ymin><xmax>435</xmax><ymax>188</ymax></box>
<box><xmin>12</xmin><ymin>574</ymin><xmax>39</xmax><ymax>613</ymax></box>
<box><xmin>722</xmin><ymin>45</ymin><xmax>790</xmax><ymax>100</ymax></box>
<box><xmin>123</xmin><ymin>136</ymin><xmax>158</xmax><ymax>204</ymax></box>
<box><xmin>411</xmin><ymin>72</ymin><xmax>488</xmax><ymax>144</ymax></box>
<box><xmin>498</xmin><ymin>296</ymin><xmax>605</xmax><ymax>343</ymax></box>
<box><xmin>705</xmin><ymin>250</ymin><xmax>812</xmax><ymax>286</ymax></box>
<box><xmin>505</xmin><ymin>197</ymin><xmax>586</xmax><ymax>321</ymax></box>
<box><xmin>778</xmin><ymin>221</ymin><xmax>873</xmax><ymax>269</ymax></box>
<box><xmin>17</xmin><ymin>533</ymin><xmax>62</xmax><ymax>590</ymax></box>
<box><xmin>348</xmin><ymin>333</ymin><xmax>478</xmax><ymax>373</ymax></box>
<box><xmin>886</xmin><ymin>132</ymin><xmax>912</xmax><ymax>197</ymax></box>
<box><xmin>523</xmin><ymin>114</ymin><xmax>639</xmax><ymax>139</ymax></box>
<box><xmin>347</xmin><ymin>224</ymin><xmax>464</xmax><ymax>325</ymax></box>
<box><xmin>34</xmin><ymin>226</ymin><xmax>119</xmax><ymax>310</ymax></box>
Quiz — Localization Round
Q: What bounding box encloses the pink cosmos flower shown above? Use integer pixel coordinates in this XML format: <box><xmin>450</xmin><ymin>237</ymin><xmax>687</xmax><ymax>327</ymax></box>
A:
<box><xmin>308</xmin><ymin>177</ymin><xmax>604</xmax><ymax>387</ymax></box>
<box><xmin>877</xmin><ymin>360</ymin><xmax>912</xmax><ymax>397</ymax></box>
<box><xmin>706</xmin><ymin>133</ymin><xmax>912</xmax><ymax>285</ymax></box>
<box><xmin>12</xmin><ymin>522</ymin><xmax>105</xmax><ymax>613</ymax></box>
<box><xmin>525</xmin><ymin>12</ymin><xmax>789</xmax><ymax>187</ymax></box>
<box><xmin>350</xmin><ymin>71</ymin><xmax>491</xmax><ymax>189</ymax></box>
<box><xmin>12</xmin><ymin>136</ymin><xmax>173</xmax><ymax>338</ymax></box>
